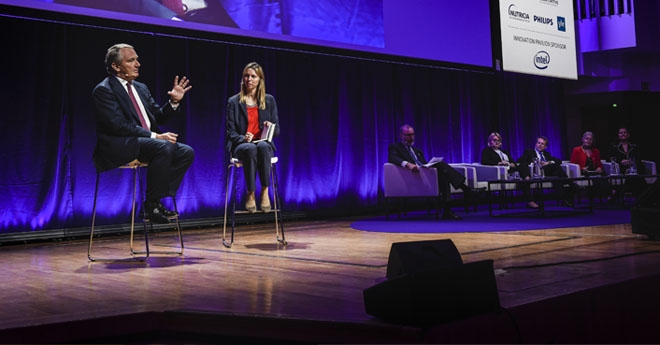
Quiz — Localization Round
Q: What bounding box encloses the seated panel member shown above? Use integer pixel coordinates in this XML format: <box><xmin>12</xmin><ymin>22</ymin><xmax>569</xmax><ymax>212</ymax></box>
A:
<box><xmin>481</xmin><ymin>132</ymin><xmax>537</xmax><ymax>208</ymax></box>
<box><xmin>388</xmin><ymin>124</ymin><xmax>477</xmax><ymax>220</ymax></box>
<box><xmin>570</xmin><ymin>131</ymin><xmax>612</xmax><ymax>200</ymax></box>
<box><xmin>92</xmin><ymin>43</ymin><xmax>195</xmax><ymax>223</ymax></box>
<box><xmin>225</xmin><ymin>62</ymin><xmax>280</xmax><ymax>213</ymax></box>
<box><xmin>517</xmin><ymin>136</ymin><xmax>577</xmax><ymax>208</ymax></box>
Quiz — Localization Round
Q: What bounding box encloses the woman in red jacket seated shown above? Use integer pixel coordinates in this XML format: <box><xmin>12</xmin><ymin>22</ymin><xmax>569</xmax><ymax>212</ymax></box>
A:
<box><xmin>570</xmin><ymin>131</ymin><xmax>612</xmax><ymax>200</ymax></box>
<box><xmin>570</xmin><ymin>131</ymin><xmax>604</xmax><ymax>176</ymax></box>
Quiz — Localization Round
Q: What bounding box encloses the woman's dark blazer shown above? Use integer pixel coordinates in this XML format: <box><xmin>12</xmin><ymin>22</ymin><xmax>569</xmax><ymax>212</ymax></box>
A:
<box><xmin>225</xmin><ymin>93</ymin><xmax>280</xmax><ymax>154</ymax></box>
<box><xmin>481</xmin><ymin>147</ymin><xmax>514</xmax><ymax>166</ymax></box>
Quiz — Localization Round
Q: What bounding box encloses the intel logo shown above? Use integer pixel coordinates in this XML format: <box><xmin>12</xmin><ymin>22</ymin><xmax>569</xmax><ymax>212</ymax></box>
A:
<box><xmin>534</xmin><ymin>51</ymin><xmax>550</xmax><ymax>69</ymax></box>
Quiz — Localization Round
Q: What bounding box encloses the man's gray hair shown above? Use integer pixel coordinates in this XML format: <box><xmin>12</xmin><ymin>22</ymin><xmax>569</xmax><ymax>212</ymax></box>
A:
<box><xmin>105</xmin><ymin>43</ymin><xmax>133</xmax><ymax>75</ymax></box>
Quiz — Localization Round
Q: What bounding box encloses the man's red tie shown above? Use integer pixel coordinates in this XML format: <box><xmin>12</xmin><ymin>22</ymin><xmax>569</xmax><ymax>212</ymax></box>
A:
<box><xmin>127</xmin><ymin>82</ymin><xmax>149</xmax><ymax>130</ymax></box>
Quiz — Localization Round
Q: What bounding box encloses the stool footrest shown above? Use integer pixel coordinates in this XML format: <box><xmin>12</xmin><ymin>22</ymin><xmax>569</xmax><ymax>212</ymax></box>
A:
<box><xmin>88</xmin><ymin>165</ymin><xmax>184</xmax><ymax>262</ymax></box>
<box><xmin>223</xmin><ymin>157</ymin><xmax>286</xmax><ymax>247</ymax></box>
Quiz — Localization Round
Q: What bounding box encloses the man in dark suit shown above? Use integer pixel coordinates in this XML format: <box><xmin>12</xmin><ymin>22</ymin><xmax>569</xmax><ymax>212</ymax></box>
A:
<box><xmin>517</xmin><ymin>136</ymin><xmax>577</xmax><ymax>207</ymax></box>
<box><xmin>92</xmin><ymin>43</ymin><xmax>195</xmax><ymax>223</ymax></box>
<box><xmin>388</xmin><ymin>124</ymin><xmax>476</xmax><ymax>220</ymax></box>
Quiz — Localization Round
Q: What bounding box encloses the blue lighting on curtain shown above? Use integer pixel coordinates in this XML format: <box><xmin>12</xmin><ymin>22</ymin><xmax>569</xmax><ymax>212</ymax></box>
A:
<box><xmin>0</xmin><ymin>15</ymin><xmax>568</xmax><ymax>234</ymax></box>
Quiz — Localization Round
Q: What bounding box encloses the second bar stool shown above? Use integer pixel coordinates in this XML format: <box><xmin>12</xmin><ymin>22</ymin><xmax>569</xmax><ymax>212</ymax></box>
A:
<box><xmin>222</xmin><ymin>156</ymin><xmax>286</xmax><ymax>248</ymax></box>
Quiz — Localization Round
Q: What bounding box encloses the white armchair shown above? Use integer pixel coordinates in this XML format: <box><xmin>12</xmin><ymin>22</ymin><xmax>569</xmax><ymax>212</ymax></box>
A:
<box><xmin>383</xmin><ymin>163</ymin><xmax>439</xmax><ymax>198</ymax></box>
<box><xmin>457</xmin><ymin>163</ymin><xmax>523</xmax><ymax>211</ymax></box>
<box><xmin>383</xmin><ymin>162</ymin><xmax>440</xmax><ymax>218</ymax></box>
<box><xmin>448</xmin><ymin>164</ymin><xmax>473</xmax><ymax>192</ymax></box>
<box><xmin>643</xmin><ymin>160</ymin><xmax>657</xmax><ymax>184</ymax></box>
<box><xmin>383</xmin><ymin>163</ymin><xmax>470</xmax><ymax>217</ymax></box>
<box><xmin>457</xmin><ymin>163</ymin><xmax>510</xmax><ymax>191</ymax></box>
<box><xmin>602</xmin><ymin>159</ymin><xmax>656</xmax><ymax>184</ymax></box>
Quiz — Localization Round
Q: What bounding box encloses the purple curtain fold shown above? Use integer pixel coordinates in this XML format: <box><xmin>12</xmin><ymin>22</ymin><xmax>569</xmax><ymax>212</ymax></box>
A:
<box><xmin>0</xmin><ymin>15</ymin><xmax>567</xmax><ymax>233</ymax></box>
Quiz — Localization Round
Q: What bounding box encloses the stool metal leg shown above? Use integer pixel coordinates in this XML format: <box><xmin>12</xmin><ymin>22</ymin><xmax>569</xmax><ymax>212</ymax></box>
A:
<box><xmin>222</xmin><ymin>162</ymin><xmax>237</xmax><ymax>248</ymax></box>
<box><xmin>87</xmin><ymin>172</ymin><xmax>103</xmax><ymax>261</ymax></box>
<box><xmin>222</xmin><ymin>159</ymin><xmax>287</xmax><ymax>248</ymax></box>
<box><xmin>88</xmin><ymin>167</ymin><xmax>149</xmax><ymax>262</ymax></box>
<box><xmin>131</xmin><ymin>167</ymin><xmax>184</xmax><ymax>256</ymax></box>
<box><xmin>271</xmin><ymin>164</ymin><xmax>287</xmax><ymax>245</ymax></box>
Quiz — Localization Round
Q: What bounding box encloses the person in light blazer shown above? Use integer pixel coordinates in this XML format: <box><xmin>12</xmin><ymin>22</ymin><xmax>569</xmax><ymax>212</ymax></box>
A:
<box><xmin>225</xmin><ymin>62</ymin><xmax>280</xmax><ymax>213</ymax></box>
<box><xmin>92</xmin><ymin>43</ymin><xmax>194</xmax><ymax>223</ymax></box>
<box><xmin>480</xmin><ymin>132</ymin><xmax>536</xmax><ymax>208</ymax></box>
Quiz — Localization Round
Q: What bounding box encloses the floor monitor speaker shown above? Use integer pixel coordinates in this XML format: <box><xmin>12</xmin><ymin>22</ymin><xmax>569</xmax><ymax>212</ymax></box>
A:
<box><xmin>632</xmin><ymin>181</ymin><xmax>660</xmax><ymax>238</ymax></box>
<box><xmin>634</xmin><ymin>181</ymin><xmax>660</xmax><ymax>208</ymax></box>
<box><xmin>386</xmin><ymin>239</ymin><xmax>463</xmax><ymax>279</ymax></box>
<box><xmin>364</xmin><ymin>259</ymin><xmax>501</xmax><ymax>326</ymax></box>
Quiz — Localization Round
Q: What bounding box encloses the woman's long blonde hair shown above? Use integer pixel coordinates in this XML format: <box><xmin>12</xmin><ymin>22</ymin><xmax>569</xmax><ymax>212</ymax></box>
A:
<box><xmin>239</xmin><ymin>62</ymin><xmax>266</xmax><ymax>110</ymax></box>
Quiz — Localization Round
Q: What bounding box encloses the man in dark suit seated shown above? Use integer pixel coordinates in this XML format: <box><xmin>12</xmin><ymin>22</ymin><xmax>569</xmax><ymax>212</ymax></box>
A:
<box><xmin>517</xmin><ymin>136</ymin><xmax>577</xmax><ymax>207</ymax></box>
<box><xmin>388</xmin><ymin>124</ymin><xmax>478</xmax><ymax>220</ymax></box>
<box><xmin>92</xmin><ymin>43</ymin><xmax>195</xmax><ymax>223</ymax></box>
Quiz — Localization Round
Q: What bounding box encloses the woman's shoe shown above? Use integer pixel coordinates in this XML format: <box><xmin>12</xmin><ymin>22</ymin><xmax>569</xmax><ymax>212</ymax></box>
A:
<box><xmin>260</xmin><ymin>188</ymin><xmax>271</xmax><ymax>212</ymax></box>
<box><xmin>245</xmin><ymin>192</ymin><xmax>257</xmax><ymax>213</ymax></box>
<box><xmin>527</xmin><ymin>201</ymin><xmax>540</xmax><ymax>209</ymax></box>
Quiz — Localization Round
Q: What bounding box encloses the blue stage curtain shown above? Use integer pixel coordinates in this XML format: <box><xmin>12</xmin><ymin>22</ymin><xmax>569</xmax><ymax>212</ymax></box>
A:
<box><xmin>0</xmin><ymin>15</ymin><xmax>567</xmax><ymax>234</ymax></box>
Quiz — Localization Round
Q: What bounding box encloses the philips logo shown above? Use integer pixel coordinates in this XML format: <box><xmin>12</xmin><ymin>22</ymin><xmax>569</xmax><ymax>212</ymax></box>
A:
<box><xmin>533</xmin><ymin>15</ymin><xmax>554</xmax><ymax>25</ymax></box>
<box><xmin>508</xmin><ymin>4</ymin><xmax>530</xmax><ymax>21</ymax></box>
<box><xmin>534</xmin><ymin>51</ymin><xmax>550</xmax><ymax>70</ymax></box>
<box><xmin>557</xmin><ymin>16</ymin><xmax>566</xmax><ymax>31</ymax></box>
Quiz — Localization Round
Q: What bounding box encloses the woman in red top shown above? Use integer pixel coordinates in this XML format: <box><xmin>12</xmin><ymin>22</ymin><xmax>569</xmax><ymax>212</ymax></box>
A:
<box><xmin>570</xmin><ymin>131</ymin><xmax>614</xmax><ymax>200</ymax></box>
<box><xmin>570</xmin><ymin>131</ymin><xmax>604</xmax><ymax>176</ymax></box>
<box><xmin>225</xmin><ymin>62</ymin><xmax>280</xmax><ymax>213</ymax></box>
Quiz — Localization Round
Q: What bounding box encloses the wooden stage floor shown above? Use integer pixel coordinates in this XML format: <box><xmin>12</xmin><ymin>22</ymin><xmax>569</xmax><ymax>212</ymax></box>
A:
<box><xmin>2</xmin><ymin>214</ymin><xmax>660</xmax><ymax>344</ymax></box>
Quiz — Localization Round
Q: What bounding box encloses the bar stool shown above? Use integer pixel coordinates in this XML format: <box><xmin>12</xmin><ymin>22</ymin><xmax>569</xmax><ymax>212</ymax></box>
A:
<box><xmin>223</xmin><ymin>156</ymin><xmax>286</xmax><ymax>248</ymax></box>
<box><xmin>87</xmin><ymin>160</ymin><xmax>184</xmax><ymax>262</ymax></box>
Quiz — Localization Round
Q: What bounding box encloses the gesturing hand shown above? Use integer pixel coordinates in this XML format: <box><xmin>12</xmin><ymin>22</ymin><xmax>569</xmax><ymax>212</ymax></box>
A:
<box><xmin>167</xmin><ymin>75</ymin><xmax>192</xmax><ymax>103</ymax></box>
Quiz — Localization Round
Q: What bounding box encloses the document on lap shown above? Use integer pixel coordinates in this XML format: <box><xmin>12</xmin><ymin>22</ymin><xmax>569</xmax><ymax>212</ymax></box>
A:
<box><xmin>253</xmin><ymin>123</ymin><xmax>276</xmax><ymax>143</ymax></box>
<box><xmin>422</xmin><ymin>157</ymin><xmax>443</xmax><ymax>168</ymax></box>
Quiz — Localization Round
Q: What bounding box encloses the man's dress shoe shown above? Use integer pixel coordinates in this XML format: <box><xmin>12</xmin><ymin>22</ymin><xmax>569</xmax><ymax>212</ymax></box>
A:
<box><xmin>143</xmin><ymin>201</ymin><xmax>176</xmax><ymax>224</ymax></box>
<box><xmin>441</xmin><ymin>210</ymin><xmax>462</xmax><ymax>220</ymax></box>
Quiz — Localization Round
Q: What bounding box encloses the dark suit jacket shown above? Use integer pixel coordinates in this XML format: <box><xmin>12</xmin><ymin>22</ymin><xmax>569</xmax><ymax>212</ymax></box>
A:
<box><xmin>225</xmin><ymin>93</ymin><xmax>280</xmax><ymax>154</ymax></box>
<box><xmin>92</xmin><ymin>75</ymin><xmax>177</xmax><ymax>172</ymax></box>
<box><xmin>387</xmin><ymin>141</ymin><xmax>466</xmax><ymax>194</ymax></box>
<box><xmin>482</xmin><ymin>146</ymin><xmax>531</xmax><ymax>179</ymax></box>
<box><xmin>518</xmin><ymin>148</ymin><xmax>566</xmax><ymax>178</ymax></box>
<box><xmin>517</xmin><ymin>148</ymin><xmax>562</xmax><ymax>166</ymax></box>
<box><xmin>481</xmin><ymin>147</ymin><xmax>514</xmax><ymax>166</ymax></box>
<box><xmin>608</xmin><ymin>142</ymin><xmax>645</xmax><ymax>174</ymax></box>
<box><xmin>388</xmin><ymin>142</ymin><xmax>427</xmax><ymax>166</ymax></box>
